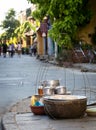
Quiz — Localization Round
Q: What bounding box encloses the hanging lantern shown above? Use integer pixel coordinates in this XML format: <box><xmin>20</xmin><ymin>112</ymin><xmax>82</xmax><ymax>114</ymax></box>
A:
<box><xmin>42</xmin><ymin>32</ymin><xmax>46</xmax><ymax>37</ymax></box>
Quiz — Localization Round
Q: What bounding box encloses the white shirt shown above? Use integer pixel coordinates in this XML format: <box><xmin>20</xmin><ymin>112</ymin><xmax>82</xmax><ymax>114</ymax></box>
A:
<box><xmin>17</xmin><ymin>44</ymin><xmax>22</xmax><ymax>51</ymax></box>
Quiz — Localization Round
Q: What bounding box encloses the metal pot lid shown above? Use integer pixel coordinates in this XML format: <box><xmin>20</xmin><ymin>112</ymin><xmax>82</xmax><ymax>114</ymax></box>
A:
<box><xmin>55</xmin><ymin>86</ymin><xmax>66</xmax><ymax>89</ymax></box>
<box><xmin>43</xmin><ymin>86</ymin><xmax>54</xmax><ymax>89</ymax></box>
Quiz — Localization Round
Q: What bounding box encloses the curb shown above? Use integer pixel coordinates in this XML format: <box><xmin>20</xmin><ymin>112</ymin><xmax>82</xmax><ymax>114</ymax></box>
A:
<box><xmin>1</xmin><ymin>112</ymin><xmax>17</xmax><ymax>130</ymax></box>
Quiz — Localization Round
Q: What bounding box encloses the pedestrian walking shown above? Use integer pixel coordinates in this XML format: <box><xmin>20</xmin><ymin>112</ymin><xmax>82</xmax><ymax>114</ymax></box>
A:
<box><xmin>2</xmin><ymin>40</ymin><xmax>8</xmax><ymax>58</ymax></box>
<box><xmin>8</xmin><ymin>43</ymin><xmax>15</xmax><ymax>57</ymax></box>
<box><xmin>17</xmin><ymin>42</ymin><xmax>22</xmax><ymax>57</ymax></box>
<box><xmin>0</xmin><ymin>43</ymin><xmax>2</xmax><ymax>56</ymax></box>
<box><xmin>29</xmin><ymin>44</ymin><xmax>34</xmax><ymax>56</ymax></box>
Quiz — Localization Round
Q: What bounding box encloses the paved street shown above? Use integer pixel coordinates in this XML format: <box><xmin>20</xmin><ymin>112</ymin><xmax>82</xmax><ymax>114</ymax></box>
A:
<box><xmin>0</xmin><ymin>54</ymin><xmax>47</xmax><ymax>115</ymax></box>
<box><xmin>0</xmin><ymin>54</ymin><xmax>96</xmax><ymax>116</ymax></box>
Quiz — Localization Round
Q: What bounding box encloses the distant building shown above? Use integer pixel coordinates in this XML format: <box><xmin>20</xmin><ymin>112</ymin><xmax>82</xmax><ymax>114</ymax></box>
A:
<box><xmin>18</xmin><ymin>4</ymin><xmax>36</xmax><ymax>24</ymax></box>
<box><xmin>17</xmin><ymin>4</ymin><xmax>36</xmax><ymax>48</ymax></box>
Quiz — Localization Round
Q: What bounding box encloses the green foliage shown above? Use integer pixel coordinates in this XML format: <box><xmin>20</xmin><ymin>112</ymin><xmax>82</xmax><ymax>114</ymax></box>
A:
<box><xmin>32</xmin><ymin>9</ymin><xmax>44</xmax><ymax>20</ymax></box>
<box><xmin>48</xmin><ymin>17</ymin><xmax>77</xmax><ymax>48</ymax></box>
<box><xmin>27</xmin><ymin>0</ymin><xmax>92</xmax><ymax>47</ymax></box>
<box><xmin>0</xmin><ymin>8</ymin><xmax>20</xmax><ymax>39</ymax></box>
<box><xmin>5</xmin><ymin>8</ymin><xmax>16</xmax><ymax>19</ymax></box>
<box><xmin>14</xmin><ymin>20</ymin><xmax>37</xmax><ymax>41</ymax></box>
<box><xmin>28</xmin><ymin>0</ymin><xmax>51</xmax><ymax>20</ymax></box>
<box><xmin>22</xmin><ymin>21</ymin><xmax>36</xmax><ymax>32</ymax></box>
<box><xmin>56</xmin><ymin>49</ymin><xmax>73</xmax><ymax>63</ymax></box>
<box><xmin>0</xmin><ymin>32</ymin><xmax>7</xmax><ymax>40</ymax></box>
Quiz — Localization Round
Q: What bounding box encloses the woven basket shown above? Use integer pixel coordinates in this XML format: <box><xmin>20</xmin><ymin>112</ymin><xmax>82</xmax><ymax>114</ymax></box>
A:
<box><xmin>30</xmin><ymin>94</ymin><xmax>45</xmax><ymax>115</ymax></box>
<box><xmin>30</xmin><ymin>105</ymin><xmax>45</xmax><ymax>115</ymax></box>
<box><xmin>43</xmin><ymin>95</ymin><xmax>87</xmax><ymax>119</ymax></box>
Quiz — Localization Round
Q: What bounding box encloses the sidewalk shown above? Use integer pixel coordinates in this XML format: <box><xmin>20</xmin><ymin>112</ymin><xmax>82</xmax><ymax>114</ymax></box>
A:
<box><xmin>49</xmin><ymin>60</ymin><xmax>96</xmax><ymax>72</ymax></box>
<box><xmin>2</xmin><ymin>94</ymin><xmax>96</xmax><ymax>130</ymax></box>
<box><xmin>1</xmin><ymin>63</ymin><xmax>96</xmax><ymax>130</ymax></box>
<box><xmin>73</xmin><ymin>63</ymin><xmax>96</xmax><ymax>72</ymax></box>
<box><xmin>2</xmin><ymin>112</ymin><xmax>96</xmax><ymax>130</ymax></box>
<box><xmin>1</xmin><ymin>97</ymin><xmax>96</xmax><ymax>130</ymax></box>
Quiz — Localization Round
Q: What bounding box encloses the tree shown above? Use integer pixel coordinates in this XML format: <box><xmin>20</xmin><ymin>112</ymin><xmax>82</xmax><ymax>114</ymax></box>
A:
<box><xmin>14</xmin><ymin>20</ymin><xmax>40</xmax><ymax>41</ymax></box>
<box><xmin>0</xmin><ymin>8</ymin><xmax>20</xmax><ymax>40</ymax></box>
<box><xmin>27</xmin><ymin>0</ymin><xmax>92</xmax><ymax>48</ymax></box>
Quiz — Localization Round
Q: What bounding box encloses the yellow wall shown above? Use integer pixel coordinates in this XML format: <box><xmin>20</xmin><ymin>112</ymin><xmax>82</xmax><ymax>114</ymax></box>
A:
<box><xmin>37</xmin><ymin>31</ymin><xmax>44</xmax><ymax>55</ymax></box>
<box><xmin>78</xmin><ymin>0</ymin><xmax>96</xmax><ymax>44</ymax></box>
<box><xmin>22</xmin><ymin>39</ymin><xmax>26</xmax><ymax>48</ymax></box>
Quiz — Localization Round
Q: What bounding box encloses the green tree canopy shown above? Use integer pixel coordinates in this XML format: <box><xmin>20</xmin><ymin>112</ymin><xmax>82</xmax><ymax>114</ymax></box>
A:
<box><xmin>0</xmin><ymin>8</ymin><xmax>20</xmax><ymax>40</ymax></box>
<box><xmin>27</xmin><ymin>0</ymin><xmax>91</xmax><ymax>48</ymax></box>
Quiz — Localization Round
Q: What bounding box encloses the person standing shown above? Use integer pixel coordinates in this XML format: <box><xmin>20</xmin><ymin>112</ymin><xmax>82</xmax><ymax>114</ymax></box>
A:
<box><xmin>2</xmin><ymin>40</ymin><xmax>8</xmax><ymax>58</ymax></box>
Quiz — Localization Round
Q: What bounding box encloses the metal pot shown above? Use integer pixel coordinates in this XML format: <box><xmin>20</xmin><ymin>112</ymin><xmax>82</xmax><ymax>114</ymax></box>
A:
<box><xmin>55</xmin><ymin>86</ymin><xmax>66</xmax><ymax>95</ymax></box>
<box><xmin>49</xmin><ymin>80</ymin><xmax>60</xmax><ymax>88</ymax></box>
<box><xmin>43</xmin><ymin>86</ymin><xmax>55</xmax><ymax>95</ymax></box>
<box><xmin>40</xmin><ymin>80</ymin><xmax>60</xmax><ymax>88</ymax></box>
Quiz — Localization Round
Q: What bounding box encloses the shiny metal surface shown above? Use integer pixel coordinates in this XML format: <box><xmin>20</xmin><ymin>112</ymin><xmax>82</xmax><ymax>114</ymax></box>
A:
<box><xmin>55</xmin><ymin>86</ymin><xmax>66</xmax><ymax>94</ymax></box>
<box><xmin>43</xmin><ymin>87</ymin><xmax>55</xmax><ymax>95</ymax></box>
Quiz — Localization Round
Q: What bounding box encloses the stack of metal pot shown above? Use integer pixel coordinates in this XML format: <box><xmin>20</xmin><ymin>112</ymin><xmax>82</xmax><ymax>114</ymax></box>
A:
<box><xmin>55</xmin><ymin>86</ymin><xmax>66</xmax><ymax>95</ymax></box>
<box><xmin>42</xmin><ymin>80</ymin><xmax>59</xmax><ymax>95</ymax></box>
<box><xmin>41</xmin><ymin>80</ymin><xmax>67</xmax><ymax>95</ymax></box>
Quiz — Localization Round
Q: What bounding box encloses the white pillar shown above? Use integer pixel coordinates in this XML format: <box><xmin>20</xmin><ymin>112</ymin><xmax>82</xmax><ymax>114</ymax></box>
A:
<box><xmin>43</xmin><ymin>37</ymin><xmax>46</xmax><ymax>55</ymax></box>
<box><xmin>47</xmin><ymin>37</ymin><xmax>54</xmax><ymax>56</ymax></box>
<box><xmin>55</xmin><ymin>42</ymin><xmax>58</xmax><ymax>58</ymax></box>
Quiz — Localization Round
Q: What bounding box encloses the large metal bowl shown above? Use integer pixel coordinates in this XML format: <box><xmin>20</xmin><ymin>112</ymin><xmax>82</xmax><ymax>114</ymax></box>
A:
<box><xmin>43</xmin><ymin>95</ymin><xmax>87</xmax><ymax>119</ymax></box>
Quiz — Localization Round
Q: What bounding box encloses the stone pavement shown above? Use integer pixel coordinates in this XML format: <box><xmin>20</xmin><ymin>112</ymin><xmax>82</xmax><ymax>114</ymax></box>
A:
<box><xmin>1</xmin><ymin>96</ymin><xmax>96</xmax><ymax>130</ymax></box>
<box><xmin>2</xmin><ymin>112</ymin><xmax>96</xmax><ymax>130</ymax></box>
